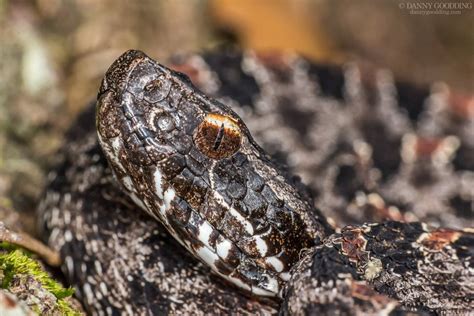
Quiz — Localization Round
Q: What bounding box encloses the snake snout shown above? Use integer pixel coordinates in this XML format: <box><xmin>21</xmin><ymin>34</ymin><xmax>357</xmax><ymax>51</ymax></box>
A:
<box><xmin>99</xmin><ymin>50</ymin><xmax>149</xmax><ymax>96</ymax></box>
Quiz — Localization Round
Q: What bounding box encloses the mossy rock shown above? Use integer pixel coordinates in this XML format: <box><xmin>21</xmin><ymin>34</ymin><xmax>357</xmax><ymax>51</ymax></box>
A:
<box><xmin>0</xmin><ymin>246</ymin><xmax>82</xmax><ymax>315</ymax></box>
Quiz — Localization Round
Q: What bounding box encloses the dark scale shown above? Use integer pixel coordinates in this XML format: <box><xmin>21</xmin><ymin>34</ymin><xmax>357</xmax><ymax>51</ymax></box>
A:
<box><xmin>38</xmin><ymin>50</ymin><xmax>473</xmax><ymax>315</ymax></box>
<box><xmin>227</xmin><ymin>180</ymin><xmax>246</xmax><ymax>200</ymax></box>
<box><xmin>202</xmin><ymin>50</ymin><xmax>260</xmax><ymax>107</ymax></box>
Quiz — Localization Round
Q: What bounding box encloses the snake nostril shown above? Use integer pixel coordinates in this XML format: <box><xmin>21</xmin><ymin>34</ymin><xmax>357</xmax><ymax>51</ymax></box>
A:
<box><xmin>193</xmin><ymin>113</ymin><xmax>242</xmax><ymax>160</ymax></box>
<box><xmin>143</xmin><ymin>75</ymin><xmax>171</xmax><ymax>103</ymax></box>
<box><xmin>126</xmin><ymin>59</ymin><xmax>172</xmax><ymax>103</ymax></box>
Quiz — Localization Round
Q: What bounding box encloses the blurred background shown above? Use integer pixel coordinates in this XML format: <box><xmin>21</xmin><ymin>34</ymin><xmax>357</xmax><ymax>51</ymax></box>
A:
<box><xmin>0</xmin><ymin>0</ymin><xmax>472</xmax><ymax>233</ymax></box>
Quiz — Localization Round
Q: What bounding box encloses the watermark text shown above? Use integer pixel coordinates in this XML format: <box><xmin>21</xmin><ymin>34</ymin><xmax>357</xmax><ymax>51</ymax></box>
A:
<box><xmin>398</xmin><ymin>2</ymin><xmax>472</xmax><ymax>15</ymax></box>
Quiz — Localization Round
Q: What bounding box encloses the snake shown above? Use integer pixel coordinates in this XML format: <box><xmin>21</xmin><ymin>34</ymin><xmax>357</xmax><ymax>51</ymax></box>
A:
<box><xmin>38</xmin><ymin>50</ymin><xmax>474</xmax><ymax>315</ymax></box>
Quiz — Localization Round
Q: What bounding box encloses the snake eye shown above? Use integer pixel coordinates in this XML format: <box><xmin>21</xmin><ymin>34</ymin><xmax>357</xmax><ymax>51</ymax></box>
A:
<box><xmin>193</xmin><ymin>113</ymin><xmax>242</xmax><ymax>159</ymax></box>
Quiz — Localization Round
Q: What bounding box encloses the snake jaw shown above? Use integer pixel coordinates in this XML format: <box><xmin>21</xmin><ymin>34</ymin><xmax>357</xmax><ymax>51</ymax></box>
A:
<box><xmin>96</xmin><ymin>50</ymin><xmax>332</xmax><ymax>297</ymax></box>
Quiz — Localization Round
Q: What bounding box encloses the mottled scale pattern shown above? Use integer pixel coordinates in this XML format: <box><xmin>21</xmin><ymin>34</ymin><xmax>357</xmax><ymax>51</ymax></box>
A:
<box><xmin>281</xmin><ymin>245</ymin><xmax>419</xmax><ymax>315</ymax></box>
<box><xmin>38</xmin><ymin>49</ymin><xmax>474</xmax><ymax>315</ymax></box>
<box><xmin>284</xmin><ymin>222</ymin><xmax>474</xmax><ymax>315</ymax></box>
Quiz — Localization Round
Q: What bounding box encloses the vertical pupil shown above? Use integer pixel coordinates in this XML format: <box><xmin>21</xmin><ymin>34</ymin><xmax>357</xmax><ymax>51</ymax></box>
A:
<box><xmin>213</xmin><ymin>123</ymin><xmax>225</xmax><ymax>150</ymax></box>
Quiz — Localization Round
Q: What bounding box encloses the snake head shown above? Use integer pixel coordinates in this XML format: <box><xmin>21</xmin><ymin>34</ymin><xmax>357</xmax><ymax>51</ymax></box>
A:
<box><xmin>97</xmin><ymin>50</ymin><xmax>248</xmax><ymax>168</ymax></box>
<box><xmin>96</xmin><ymin>50</ymin><xmax>331</xmax><ymax>297</ymax></box>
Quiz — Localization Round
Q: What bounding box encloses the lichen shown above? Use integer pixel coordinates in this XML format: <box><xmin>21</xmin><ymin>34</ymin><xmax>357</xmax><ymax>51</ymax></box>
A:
<box><xmin>364</xmin><ymin>258</ymin><xmax>382</xmax><ymax>281</ymax></box>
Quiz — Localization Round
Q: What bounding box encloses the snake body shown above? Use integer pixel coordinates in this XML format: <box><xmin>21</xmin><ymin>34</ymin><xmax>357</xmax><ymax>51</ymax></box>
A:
<box><xmin>38</xmin><ymin>50</ymin><xmax>473</xmax><ymax>315</ymax></box>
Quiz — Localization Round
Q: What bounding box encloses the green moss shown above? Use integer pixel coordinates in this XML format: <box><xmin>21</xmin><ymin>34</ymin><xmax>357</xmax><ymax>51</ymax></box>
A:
<box><xmin>0</xmin><ymin>246</ymin><xmax>80</xmax><ymax>315</ymax></box>
<box><xmin>57</xmin><ymin>299</ymin><xmax>81</xmax><ymax>315</ymax></box>
<box><xmin>0</xmin><ymin>241</ymin><xmax>20</xmax><ymax>252</ymax></box>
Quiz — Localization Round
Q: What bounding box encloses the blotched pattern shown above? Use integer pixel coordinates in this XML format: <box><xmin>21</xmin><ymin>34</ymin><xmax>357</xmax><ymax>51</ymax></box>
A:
<box><xmin>39</xmin><ymin>50</ymin><xmax>473</xmax><ymax>315</ymax></box>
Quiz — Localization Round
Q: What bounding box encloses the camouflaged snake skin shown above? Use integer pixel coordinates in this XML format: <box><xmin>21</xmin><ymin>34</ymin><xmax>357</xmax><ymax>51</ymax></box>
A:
<box><xmin>39</xmin><ymin>50</ymin><xmax>474</xmax><ymax>315</ymax></box>
<box><xmin>96</xmin><ymin>50</ymin><xmax>332</xmax><ymax>297</ymax></box>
